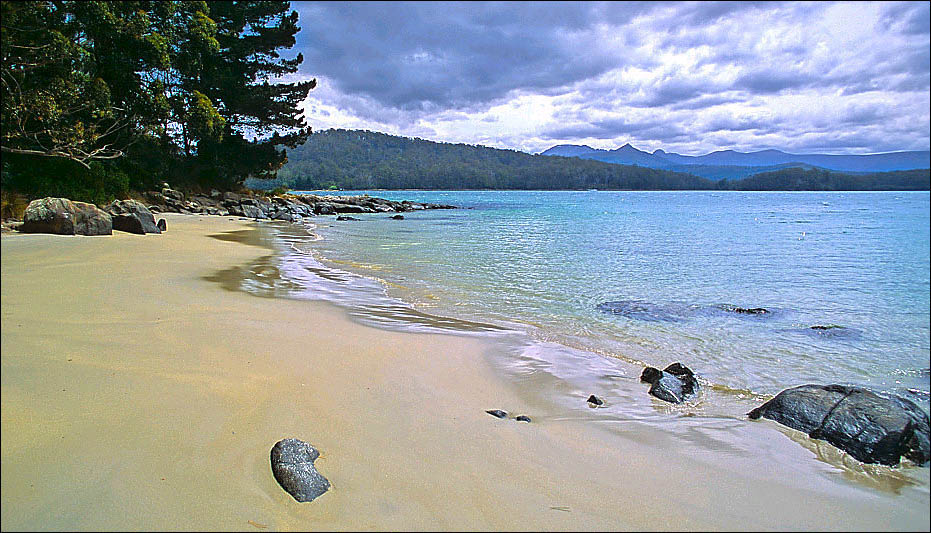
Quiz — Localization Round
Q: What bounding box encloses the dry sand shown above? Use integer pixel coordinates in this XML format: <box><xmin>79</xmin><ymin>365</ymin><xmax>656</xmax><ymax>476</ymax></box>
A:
<box><xmin>2</xmin><ymin>213</ymin><xmax>928</xmax><ymax>531</ymax></box>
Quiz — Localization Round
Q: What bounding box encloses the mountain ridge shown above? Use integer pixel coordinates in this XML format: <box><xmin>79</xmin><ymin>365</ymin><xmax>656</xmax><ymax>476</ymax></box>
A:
<box><xmin>540</xmin><ymin>143</ymin><xmax>930</xmax><ymax>175</ymax></box>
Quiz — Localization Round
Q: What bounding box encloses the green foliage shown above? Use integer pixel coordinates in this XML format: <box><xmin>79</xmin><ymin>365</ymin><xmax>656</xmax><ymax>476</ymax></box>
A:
<box><xmin>2</xmin><ymin>0</ymin><xmax>316</xmax><ymax>203</ymax></box>
<box><xmin>1</xmin><ymin>153</ymin><xmax>129</xmax><ymax>206</ymax></box>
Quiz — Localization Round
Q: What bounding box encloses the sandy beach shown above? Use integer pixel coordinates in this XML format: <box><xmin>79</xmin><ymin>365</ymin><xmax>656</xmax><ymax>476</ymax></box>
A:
<box><xmin>2</xmin><ymin>213</ymin><xmax>928</xmax><ymax>531</ymax></box>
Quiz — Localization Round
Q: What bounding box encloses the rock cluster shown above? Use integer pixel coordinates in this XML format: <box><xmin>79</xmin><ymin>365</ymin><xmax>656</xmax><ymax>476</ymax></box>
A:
<box><xmin>144</xmin><ymin>187</ymin><xmax>455</xmax><ymax>221</ymax></box>
<box><xmin>640</xmin><ymin>362</ymin><xmax>701</xmax><ymax>404</ymax></box>
<box><xmin>18</xmin><ymin>197</ymin><xmax>166</xmax><ymax>236</ymax></box>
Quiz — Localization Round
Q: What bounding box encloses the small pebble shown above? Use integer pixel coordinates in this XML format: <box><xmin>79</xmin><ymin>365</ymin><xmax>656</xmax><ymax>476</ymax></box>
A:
<box><xmin>485</xmin><ymin>409</ymin><xmax>508</xmax><ymax>419</ymax></box>
<box><xmin>514</xmin><ymin>415</ymin><xmax>532</xmax><ymax>423</ymax></box>
<box><xmin>586</xmin><ymin>395</ymin><xmax>605</xmax><ymax>406</ymax></box>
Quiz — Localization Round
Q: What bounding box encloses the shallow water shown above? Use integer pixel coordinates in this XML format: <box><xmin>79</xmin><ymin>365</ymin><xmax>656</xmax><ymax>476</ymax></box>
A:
<box><xmin>206</xmin><ymin>191</ymin><xmax>930</xmax><ymax>492</ymax></box>
<box><xmin>301</xmin><ymin>190</ymin><xmax>930</xmax><ymax>402</ymax></box>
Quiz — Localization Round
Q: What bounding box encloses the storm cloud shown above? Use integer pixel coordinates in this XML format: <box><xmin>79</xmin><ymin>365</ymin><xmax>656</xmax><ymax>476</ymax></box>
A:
<box><xmin>291</xmin><ymin>1</ymin><xmax>930</xmax><ymax>155</ymax></box>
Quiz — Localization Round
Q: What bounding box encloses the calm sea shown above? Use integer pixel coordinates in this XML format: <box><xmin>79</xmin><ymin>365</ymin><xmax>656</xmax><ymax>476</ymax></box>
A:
<box><xmin>250</xmin><ymin>190</ymin><xmax>930</xmax><ymax>421</ymax></box>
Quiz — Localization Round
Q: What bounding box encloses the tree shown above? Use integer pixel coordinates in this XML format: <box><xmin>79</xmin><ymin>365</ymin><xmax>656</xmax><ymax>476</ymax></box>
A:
<box><xmin>185</xmin><ymin>0</ymin><xmax>316</xmax><ymax>188</ymax></box>
<box><xmin>2</xmin><ymin>1</ymin><xmax>317</xmax><ymax>199</ymax></box>
<box><xmin>1</xmin><ymin>1</ymin><xmax>133</xmax><ymax>167</ymax></box>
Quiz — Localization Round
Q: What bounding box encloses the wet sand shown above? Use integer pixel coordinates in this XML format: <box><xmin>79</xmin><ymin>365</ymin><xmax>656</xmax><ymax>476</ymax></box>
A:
<box><xmin>2</xmin><ymin>213</ymin><xmax>928</xmax><ymax>531</ymax></box>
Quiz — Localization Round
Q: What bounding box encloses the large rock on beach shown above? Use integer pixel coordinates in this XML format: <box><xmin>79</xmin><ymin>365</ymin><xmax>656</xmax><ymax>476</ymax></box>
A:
<box><xmin>640</xmin><ymin>362</ymin><xmax>700</xmax><ymax>403</ymax></box>
<box><xmin>748</xmin><ymin>384</ymin><xmax>930</xmax><ymax>466</ymax></box>
<box><xmin>20</xmin><ymin>197</ymin><xmax>112</xmax><ymax>236</ymax></box>
<box><xmin>270</xmin><ymin>438</ymin><xmax>330</xmax><ymax>502</ymax></box>
<box><xmin>105</xmin><ymin>199</ymin><xmax>161</xmax><ymax>234</ymax></box>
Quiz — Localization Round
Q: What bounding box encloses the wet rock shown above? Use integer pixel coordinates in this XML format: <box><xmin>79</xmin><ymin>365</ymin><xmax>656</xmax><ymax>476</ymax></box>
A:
<box><xmin>717</xmin><ymin>304</ymin><xmax>770</xmax><ymax>315</ymax></box>
<box><xmin>391</xmin><ymin>214</ymin><xmax>405</xmax><ymax>220</ymax></box>
<box><xmin>105</xmin><ymin>199</ymin><xmax>161</xmax><ymax>234</ymax></box>
<box><xmin>748</xmin><ymin>384</ymin><xmax>930</xmax><ymax>466</ymax></box>
<box><xmin>486</xmin><ymin>409</ymin><xmax>508</xmax><ymax>419</ymax></box>
<box><xmin>586</xmin><ymin>395</ymin><xmax>605</xmax><ymax>406</ymax></box>
<box><xmin>514</xmin><ymin>415</ymin><xmax>532</xmax><ymax>423</ymax></box>
<box><xmin>20</xmin><ymin>197</ymin><xmax>112</xmax><ymax>236</ymax></box>
<box><xmin>270</xmin><ymin>438</ymin><xmax>330</xmax><ymax>502</ymax></box>
<box><xmin>157</xmin><ymin>219</ymin><xmax>167</xmax><ymax>232</ymax></box>
<box><xmin>336</xmin><ymin>215</ymin><xmax>359</xmax><ymax>221</ymax></box>
<box><xmin>640</xmin><ymin>363</ymin><xmax>700</xmax><ymax>403</ymax></box>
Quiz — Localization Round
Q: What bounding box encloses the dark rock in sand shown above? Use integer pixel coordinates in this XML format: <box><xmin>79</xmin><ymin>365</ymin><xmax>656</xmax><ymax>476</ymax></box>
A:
<box><xmin>486</xmin><ymin>409</ymin><xmax>508</xmax><ymax>419</ymax></box>
<box><xmin>20</xmin><ymin>197</ymin><xmax>112</xmax><ymax>236</ymax></box>
<box><xmin>105</xmin><ymin>199</ymin><xmax>161</xmax><ymax>234</ymax></box>
<box><xmin>640</xmin><ymin>363</ymin><xmax>700</xmax><ymax>404</ymax></box>
<box><xmin>587</xmin><ymin>395</ymin><xmax>605</xmax><ymax>406</ymax></box>
<box><xmin>157</xmin><ymin>219</ymin><xmax>167</xmax><ymax>232</ymax></box>
<box><xmin>748</xmin><ymin>384</ymin><xmax>930</xmax><ymax>466</ymax></box>
<box><xmin>270</xmin><ymin>438</ymin><xmax>330</xmax><ymax>502</ymax></box>
<box><xmin>514</xmin><ymin>415</ymin><xmax>532</xmax><ymax>423</ymax></box>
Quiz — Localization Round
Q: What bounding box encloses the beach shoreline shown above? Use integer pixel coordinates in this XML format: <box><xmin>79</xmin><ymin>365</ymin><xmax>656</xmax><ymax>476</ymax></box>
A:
<box><xmin>2</xmin><ymin>213</ymin><xmax>928</xmax><ymax>531</ymax></box>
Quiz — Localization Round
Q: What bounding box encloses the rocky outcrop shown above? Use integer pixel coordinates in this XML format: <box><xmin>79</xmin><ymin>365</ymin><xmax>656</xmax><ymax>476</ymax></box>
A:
<box><xmin>640</xmin><ymin>362</ymin><xmax>700</xmax><ymax>403</ymax></box>
<box><xmin>141</xmin><ymin>188</ymin><xmax>456</xmax><ymax>221</ymax></box>
<box><xmin>20</xmin><ymin>197</ymin><xmax>112</xmax><ymax>236</ymax></box>
<box><xmin>105</xmin><ymin>199</ymin><xmax>161</xmax><ymax>234</ymax></box>
<box><xmin>748</xmin><ymin>384</ymin><xmax>930</xmax><ymax>466</ymax></box>
<box><xmin>270</xmin><ymin>438</ymin><xmax>330</xmax><ymax>502</ymax></box>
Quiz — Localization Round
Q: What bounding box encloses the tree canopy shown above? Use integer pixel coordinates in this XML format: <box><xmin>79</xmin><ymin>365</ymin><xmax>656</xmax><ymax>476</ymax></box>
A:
<box><xmin>1</xmin><ymin>0</ymin><xmax>315</xmax><ymax>203</ymax></box>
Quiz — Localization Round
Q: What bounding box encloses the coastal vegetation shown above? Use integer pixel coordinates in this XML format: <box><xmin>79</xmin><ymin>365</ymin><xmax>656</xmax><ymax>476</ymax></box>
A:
<box><xmin>270</xmin><ymin>129</ymin><xmax>931</xmax><ymax>192</ymax></box>
<box><xmin>1</xmin><ymin>0</ymin><xmax>314</xmax><ymax>206</ymax></box>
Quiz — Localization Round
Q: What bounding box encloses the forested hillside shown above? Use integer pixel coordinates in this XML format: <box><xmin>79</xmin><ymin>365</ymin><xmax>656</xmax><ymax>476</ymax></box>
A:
<box><xmin>276</xmin><ymin>129</ymin><xmax>716</xmax><ymax>190</ymax></box>
<box><xmin>271</xmin><ymin>129</ymin><xmax>930</xmax><ymax>191</ymax></box>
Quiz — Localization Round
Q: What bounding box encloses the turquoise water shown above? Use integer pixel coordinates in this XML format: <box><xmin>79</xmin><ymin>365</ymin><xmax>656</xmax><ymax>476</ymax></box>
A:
<box><xmin>294</xmin><ymin>190</ymin><xmax>929</xmax><ymax>408</ymax></box>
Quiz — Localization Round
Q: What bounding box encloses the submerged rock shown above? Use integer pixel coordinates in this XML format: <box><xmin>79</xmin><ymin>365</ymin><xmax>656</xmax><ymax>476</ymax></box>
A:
<box><xmin>596</xmin><ymin>300</ymin><xmax>692</xmax><ymax>322</ymax></box>
<box><xmin>716</xmin><ymin>304</ymin><xmax>770</xmax><ymax>315</ymax></box>
<box><xmin>270</xmin><ymin>438</ymin><xmax>330</xmax><ymax>502</ymax></box>
<box><xmin>390</xmin><ymin>214</ymin><xmax>405</xmax><ymax>220</ymax></box>
<box><xmin>748</xmin><ymin>384</ymin><xmax>930</xmax><ymax>466</ymax></box>
<box><xmin>640</xmin><ymin>363</ymin><xmax>700</xmax><ymax>403</ymax></box>
<box><xmin>336</xmin><ymin>215</ymin><xmax>360</xmax><ymax>221</ymax></box>
<box><xmin>20</xmin><ymin>197</ymin><xmax>112</xmax><ymax>236</ymax></box>
<box><xmin>485</xmin><ymin>409</ymin><xmax>508</xmax><ymax>419</ymax></box>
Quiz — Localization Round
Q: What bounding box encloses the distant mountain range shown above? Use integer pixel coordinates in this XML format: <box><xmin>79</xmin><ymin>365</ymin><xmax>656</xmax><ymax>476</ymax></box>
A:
<box><xmin>540</xmin><ymin>144</ymin><xmax>931</xmax><ymax>180</ymax></box>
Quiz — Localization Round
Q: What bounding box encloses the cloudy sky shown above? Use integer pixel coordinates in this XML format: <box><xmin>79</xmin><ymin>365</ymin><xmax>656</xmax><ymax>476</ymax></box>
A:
<box><xmin>288</xmin><ymin>1</ymin><xmax>930</xmax><ymax>156</ymax></box>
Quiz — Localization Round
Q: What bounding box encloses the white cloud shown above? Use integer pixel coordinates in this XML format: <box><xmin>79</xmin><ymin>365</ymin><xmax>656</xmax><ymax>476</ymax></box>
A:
<box><xmin>291</xmin><ymin>1</ymin><xmax>930</xmax><ymax>155</ymax></box>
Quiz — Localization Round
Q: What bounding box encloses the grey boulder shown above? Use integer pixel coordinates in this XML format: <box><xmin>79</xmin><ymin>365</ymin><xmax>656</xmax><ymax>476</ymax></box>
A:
<box><xmin>270</xmin><ymin>438</ymin><xmax>330</xmax><ymax>502</ymax></box>
<box><xmin>20</xmin><ymin>197</ymin><xmax>112</xmax><ymax>236</ymax></box>
<box><xmin>748</xmin><ymin>384</ymin><xmax>930</xmax><ymax>466</ymax></box>
<box><xmin>105</xmin><ymin>199</ymin><xmax>161</xmax><ymax>234</ymax></box>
